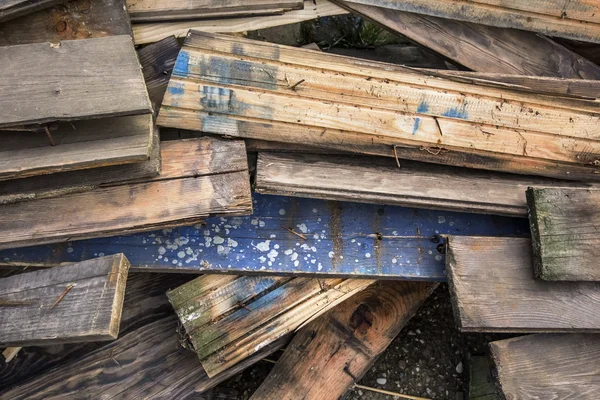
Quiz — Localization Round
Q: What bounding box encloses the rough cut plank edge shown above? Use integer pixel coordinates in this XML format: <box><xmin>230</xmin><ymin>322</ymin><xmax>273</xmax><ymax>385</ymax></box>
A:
<box><xmin>526</xmin><ymin>187</ymin><xmax>545</xmax><ymax>280</ymax></box>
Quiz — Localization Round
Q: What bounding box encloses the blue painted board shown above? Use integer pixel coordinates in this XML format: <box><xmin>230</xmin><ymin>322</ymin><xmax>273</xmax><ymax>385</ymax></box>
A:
<box><xmin>0</xmin><ymin>194</ymin><xmax>528</xmax><ymax>281</ymax></box>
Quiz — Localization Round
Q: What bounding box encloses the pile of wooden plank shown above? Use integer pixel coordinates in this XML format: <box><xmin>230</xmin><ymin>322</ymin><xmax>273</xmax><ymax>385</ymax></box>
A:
<box><xmin>2</xmin><ymin>0</ymin><xmax>600</xmax><ymax>399</ymax></box>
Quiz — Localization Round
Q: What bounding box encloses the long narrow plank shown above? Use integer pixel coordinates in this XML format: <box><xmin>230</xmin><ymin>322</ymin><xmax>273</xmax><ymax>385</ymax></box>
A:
<box><xmin>250</xmin><ymin>281</ymin><xmax>436</xmax><ymax>399</ymax></box>
<box><xmin>527</xmin><ymin>187</ymin><xmax>600</xmax><ymax>281</ymax></box>
<box><xmin>0</xmin><ymin>123</ymin><xmax>160</xmax><ymax>205</ymax></box>
<box><xmin>132</xmin><ymin>0</ymin><xmax>347</xmax><ymax>44</ymax></box>
<box><xmin>138</xmin><ymin>35</ymin><xmax>181</xmax><ymax>111</ymax></box>
<box><xmin>447</xmin><ymin>236</ymin><xmax>600</xmax><ymax>332</ymax></box>
<box><xmin>127</xmin><ymin>0</ymin><xmax>304</xmax><ymax>22</ymax></box>
<box><xmin>343</xmin><ymin>0</ymin><xmax>600</xmax><ymax>43</ymax></box>
<box><xmin>0</xmin><ymin>0</ymin><xmax>63</xmax><ymax>22</ymax></box>
<box><xmin>338</xmin><ymin>1</ymin><xmax>600</xmax><ymax>78</ymax></box>
<box><xmin>490</xmin><ymin>334</ymin><xmax>600</xmax><ymax>400</ymax></box>
<box><xmin>0</xmin><ymin>35</ymin><xmax>151</xmax><ymax>128</ymax></box>
<box><xmin>0</xmin><ymin>114</ymin><xmax>153</xmax><ymax>181</ymax></box>
<box><xmin>0</xmin><ymin>137</ymin><xmax>251</xmax><ymax>250</ymax></box>
<box><xmin>0</xmin><ymin>254</ymin><xmax>130</xmax><ymax>346</ymax></box>
<box><xmin>0</xmin><ymin>0</ymin><xmax>131</xmax><ymax>46</ymax></box>
<box><xmin>256</xmin><ymin>152</ymin><xmax>598</xmax><ymax>217</ymax></box>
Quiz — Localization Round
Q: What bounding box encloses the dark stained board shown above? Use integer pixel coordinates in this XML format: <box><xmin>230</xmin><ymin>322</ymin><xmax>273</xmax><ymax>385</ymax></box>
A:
<box><xmin>490</xmin><ymin>334</ymin><xmax>600</xmax><ymax>400</ymax></box>
<box><xmin>0</xmin><ymin>254</ymin><xmax>130</xmax><ymax>347</ymax></box>
<box><xmin>527</xmin><ymin>187</ymin><xmax>600</xmax><ymax>281</ymax></box>
<box><xmin>0</xmin><ymin>125</ymin><xmax>160</xmax><ymax>205</ymax></box>
<box><xmin>446</xmin><ymin>236</ymin><xmax>600</xmax><ymax>332</ymax></box>
<box><xmin>468</xmin><ymin>356</ymin><xmax>502</xmax><ymax>400</ymax></box>
<box><xmin>0</xmin><ymin>0</ymin><xmax>132</xmax><ymax>46</ymax></box>
<box><xmin>0</xmin><ymin>35</ymin><xmax>151</xmax><ymax>128</ymax></box>
<box><xmin>250</xmin><ymin>281</ymin><xmax>436</xmax><ymax>399</ymax></box>
<box><xmin>0</xmin><ymin>137</ymin><xmax>252</xmax><ymax>250</ymax></box>
<box><xmin>256</xmin><ymin>152</ymin><xmax>599</xmax><ymax>217</ymax></box>
<box><xmin>338</xmin><ymin>1</ymin><xmax>600</xmax><ymax>78</ymax></box>
<box><xmin>137</xmin><ymin>35</ymin><xmax>181</xmax><ymax>111</ymax></box>
<box><xmin>0</xmin><ymin>0</ymin><xmax>63</xmax><ymax>23</ymax></box>
<box><xmin>0</xmin><ymin>114</ymin><xmax>153</xmax><ymax>181</ymax></box>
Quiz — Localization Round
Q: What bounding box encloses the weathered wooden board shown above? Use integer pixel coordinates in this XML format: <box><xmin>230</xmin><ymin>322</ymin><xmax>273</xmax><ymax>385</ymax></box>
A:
<box><xmin>0</xmin><ymin>0</ymin><xmax>63</xmax><ymax>23</ymax></box>
<box><xmin>0</xmin><ymin>125</ymin><xmax>160</xmax><ymax>205</ymax></box>
<box><xmin>0</xmin><ymin>0</ymin><xmax>131</xmax><ymax>46</ymax></box>
<box><xmin>469</xmin><ymin>356</ymin><xmax>502</xmax><ymax>400</ymax></box>
<box><xmin>138</xmin><ymin>35</ymin><xmax>181</xmax><ymax>112</ymax></box>
<box><xmin>338</xmin><ymin>1</ymin><xmax>600</xmax><ymax>78</ymax></box>
<box><xmin>447</xmin><ymin>236</ymin><xmax>600</xmax><ymax>332</ymax></box>
<box><xmin>0</xmin><ymin>114</ymin><xmax>153</xmax><ymax>181</ymax></box>
<box><xmin>0</xmin><ymin>254</ymin><xmax>130</xmax><ymax>347</ymax></box>
<box><xmin>250</xmin><ymin>281</ymin><xmax>436</xmax><ymax>399</ymax></box>
<box><xmin>0</xmin><ymin>315</ymin><xmax>288</xmax><ymax>398</ymax></box>
<box><xmin>0</xmin><ymin>137</ymin><xmax>251</xmax><ymax>249</ymax></box>
<box><xmin>127</xmin><ymin>0</ymin><xmax>304</xmax><ymax>22</ymax></box>
<box><xmin>490</xmin><ymin>334</ymin><xmax>600</xmax><ymax>400</ymax></box>
<box><xmin>256</xmin><ymin>152</ymin><xmax>598</xmax><ymax>217</ymax></box>
<box><xmin>527</xmin><ymin>187</ymin><xmax>600</xmax><ymax>281</ymax></box>
<box><xmin>343</xmin><ymin>0</ymin><xmax>600</xmax><ymax>43</ymax></box>
<box><xmin>132</xmin><ymin>0</ymin><xmax>347</xmax><ymax>44</ymax></box>
<box><xmin>169</xmin><ymin>274</ymin><xmax>374</xmax><ymax>377</ymax></box>
<box><xmin>0</xmin><ymin>35</ymin><xmax>151</xmax><ymax>128</ymax></box>
<box><xmin>158</xmin><ymin>31</ymin><xmax>600</xmax><ymax>181</ymax></box>
<box><xmin>0</xmin><ymin>194</ymin><xmax>529</xmax><ymax>280</ymax></box>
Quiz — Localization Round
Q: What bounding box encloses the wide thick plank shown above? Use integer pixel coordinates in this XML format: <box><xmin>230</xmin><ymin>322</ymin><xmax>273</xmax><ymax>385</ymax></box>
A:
<box><xmin>447</xmin><ymin>236</ymin><xmax>600</xmax><ymax>332</ymax></box>
<box><xmin>490</xmin><ymin>334</ymin><xmax>600</xmax><ymax>400</ymax></box>
<box><xmin>0</xmin><ymin>35</ymin><xmax>151</xmax><ymax>128</ymax></box>
<box><xmin>0</xmin><ymin>125</ymin><xmax>160</xmax><ymax>205</ymax></box>
<box><xmin>0</xmin><ymin>0</ymin><xmax>131</xmax><ymax>46</ymax></box>
<box><xmin>0</xmin><ymin>254</ymin><xmax>129</xmax><ymax>346</ymax></box>
<box><xmin>169</xmin><ymin>274</ymin><xmax>373</xmax><ymax>377</ymax></box>
<box><xmin>138</xmin><ymin>36</ymin><xmax>181</xmax><ymax>112</ymax></box>
<box><xmin>527</xmin><ymin>187</ymin><xmax>600</xmax><ymax>281</ymax></box>
<box><xmin>158</xmin><ymin>31</ymin><xmax>600</xmax><ymax>181</ymax></box>
<box><xmin>343</xmin><ymin>0</ymin><xmax>600</xmax><ymax>43</ymax></box>
<box><xmin>250</xmin><ymin>281</ymin><xmax>436</xmax><ymax>399</ymax></box>
<box><xmin>0</xmin><ymin>114</ymin><xmax>153</xmax><ymax>181</ymax></box>
<box><xmin>132</xmin><ymin>0</ymin><xmax>347</xmax><ymax>44</ymax></box>
<box><xmin>127</xmin><ymin>0</ymin><xmax>304</xmax><ymax>22</ymax></box>
<box><xmin>0</xmin><ymin>137</ymin><xmax>251</xmax><ymax>250</ymax></box>
<box><xmin>256</xmin><ymin>152</ymin><xmax>598</xmax><ymax>217</ymax></box>
<box><xmin>0</xmin><ymin>0</ymin><xmax>62</xmax><ymax>22</ymax></box>
<box><xmin>339</xmin><ymin>1</ymin><xmax>600</xmax><ymax>78</ymax></box>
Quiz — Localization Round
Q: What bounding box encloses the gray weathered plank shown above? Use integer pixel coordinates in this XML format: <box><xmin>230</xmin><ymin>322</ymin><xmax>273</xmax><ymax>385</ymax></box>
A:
<box><xmin>527</xmin><ymin>187</ymin><xmax>600</xmax><ymax>281</ymax></box>
<box><xmin>446</xmin><ymin>236</ymin><xmax>600</xmax><ymax>332</ymax></box>
<box><xmin>0</xmin><ymin>35</ymin><xmax>151</xmax><ymax>128</ymax></box>
<box><xmin>490</xmin><ymin>334</ymin><xmax>600</xmax><ymax>400</ymax></box>
<box><xmin>0</xmin><ymin>254</ymin><xmax>130</xmax><ymax>346</ymax></box>
<box><xmin>0</xmin><ymin>0</ymin><xmax>63</xmax><ymax>23</ymax></box>
<box><xmin>256</xmin><ymin>152</ymin><xmax>598</xmax><ymax>217</ymax></box>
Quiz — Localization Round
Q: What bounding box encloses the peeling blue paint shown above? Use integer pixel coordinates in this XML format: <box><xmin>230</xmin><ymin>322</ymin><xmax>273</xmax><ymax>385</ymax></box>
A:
<box><xmin>168</xmin><ymin>83</ymin><xmax>185</xmax><ymax>96</ymax></box>
<box><xmin>412</xmin><ymin>117</ymin><xmax>421</xmax><ymax>135</ymax></box>
<box><xmin>173</xmin><ymin>51</ymin><xmax>190</xmax><ymax>76</ymax></box>
<box><xmin>442</xmin><ymin>104</ymin><xmax>469</xmax><ymax>119</ymax></box>
<box><xmin>417</xmin><ymin>101</ymin><xmax>429</xmax><ymax>114</ymax></box>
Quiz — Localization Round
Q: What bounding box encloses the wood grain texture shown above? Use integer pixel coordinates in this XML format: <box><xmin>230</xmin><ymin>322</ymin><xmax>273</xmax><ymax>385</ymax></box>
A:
<box><xmin>490</xmin><ymin>334</ymin><xmax>600</xmax><ymax>400</ymax></box>
<box><xmin>132</xmin><ymin>0</ymin><xmax>347</xmax><ymax>44</ymax></box>
<box><xmin>127</xmin><ymin>0</ymin><xmax>304</xmax><ymax>22</ymax></box>
<box><xmin>158</xmin><ymin>31</ymin><xmax>600</xmax><ymax>181</ymax></box>
<box><xmin>0</xmin><ymin>35</ymin><xmax>151</xmax><ymax>128</ymax></box>
<box><xmin>256</xmin><ymin>152</ymin><xmax>599</xmax><ymax>217</ymax></box>
<box><xmin>138</xmin><ymin>35</ymin><xmax>181</xmax><ymax>111</ymax></box>
<box><xmin>250</xmin><ymin>281</ymin><xmax>436</xmax><ymax>399</ymax></box>
<box><xmin>343</xmin><ymin>0</ymin><xmax>600</xmax><ymax>43</ymax></box>
<box><xmin>0</xmin><ymin>124</ymin><xmax>160</xmax><ymax>205</ymax></box>
<box><xmin>338</xmin><ymin>1</ymin><xmax>600</xmax><ymax>78</ymax></box>
<box><xmin>0</xmin><ymin>254</ymin><xmax>130</xmax><ymax>346</ymax></box>
<box><xmin>447</xmin><ymin>236</ymin><xmax>600</xmax><ymax>332</ymax></box>
<box><xmin>0</xmin><ymin>137</ymin><xmax>251</xmax><ymax>250</ymax></box>
<box><xmin>0</xmin><ymin>0</ymin><xmax>63</xmax><ymax>23</ymax></box>
<box><xmin>0</xmin><ymin>0</ymin><xmax>132</xmax><ymax>46</ymax></box>
<box><xmin>0</xmin><ymin>114</ymin><xmax>153</xmax><ymax>181</ymax></box>
<box><xmin>169</xmin><ymin>274</ymin><xmax>374</xmax><ymax>377</ymax></box>
<box><xmin>527</xmin><ymin>187</ymin><xmax>600</xmax><ymax>281</ymax></box>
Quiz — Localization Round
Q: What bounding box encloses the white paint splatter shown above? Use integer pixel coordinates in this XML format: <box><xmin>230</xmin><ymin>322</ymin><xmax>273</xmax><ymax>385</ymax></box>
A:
<box><xmin>294</xmin><ymin>260</ymin><xmax>299</xmax><ymax>267</ymax></box>
<box><xmin>213</xmin><ymin>236</ymin><xmax>225</xmax><ymax>245</ymax></box>
<box><xmin>328</xmin><ymin>251</ymin><xmax>335</xmax><ymax>258</ymax></box>
<box><xmin>267</xmin><ymin>249</ymin><xmax>278</xmax><ymax>262</ymax></box>
<box><xmin>291</xmin><ymin>252</ymin><xmax>298</xmax><ymax>261</ymax></box>
<box><xmin>284</xmin><ymin>249</ymin><xmax>293</xmax><ymax>256</ymax></box>
<box><xmin>312</xmin><ymin>208</ymin><xmax>318</xmax><ymax>213</ymax></box>
<box><xmin>259</xmin><ymin>256</ymin><xmax>267</xmax><ymax>263</ymax></box>
<box><xmin>228</xmin><ymin>238</ymin><xmax>238</xmax><ymax>248</ymax></box>
<box><xmin>256</xmin><ymin>240</ymin><xmax>271</xmax><ymax>252</ymax></box>
<box><xmin>177</xmin><ymin>251</ymin><xmax>185</xmax><ymax>259</ymax></box>
<box><xmin>279</xmin><ymin>209</ymin><xmax>286</xmax><ymax>215</ymax></box>
<box><xmin>296</xmin><ymin>223</ymin><xmax>308</xmax><ymax>233</ymax></box>
<box><xmin>318</xmin><ymin>263</ymin><xmax>323</xmax><ymax>271</ymax></box>
<box><xmin>438</xmin><ymin>216</ymin><xmax>446</xmax><ymax>224</ymax></box>
<box><xmin>67</xmin><ymin>247</ymin><xmax>73</xmax><ymax>253</ymax></box>
<box><xmin>365</xmin><ymin>253</ymin><xmax>371</xmax><ymax>258</ymax></box>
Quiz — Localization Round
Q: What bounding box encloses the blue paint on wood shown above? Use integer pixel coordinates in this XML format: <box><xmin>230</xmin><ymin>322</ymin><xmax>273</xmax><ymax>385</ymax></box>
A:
<box><xmin>442</xmin><ymin>104</ymin><xmax>469</xmax><ymax>119</ymax></box>
<box><xmin>412</xmin><ymin>117</ymin><xmax>421</xmax><ymax>135</ymax></box>
<box><xmin>0</xmin><ymin>194</ymin><xmax>528</xmax><ymax>281</ymax></box>
<box><xmin>173</xmin><ymin>50</ymin><xmax>190</xmax><ymax>76</ymax></box>
<box><xmin>168</xmin><ymin>82</ymin><xmax>185</xmax><ymax>96</ymax></box>
<box><xmin>417</xmin><ymin>101</ymin><xmax>429</xmax><ymax>113</ymax></box>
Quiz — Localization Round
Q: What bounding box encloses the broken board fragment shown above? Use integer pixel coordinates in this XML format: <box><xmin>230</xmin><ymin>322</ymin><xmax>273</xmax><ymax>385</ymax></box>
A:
<box><xmin>490</xmin><ymin>334</ymin><xmax>600</xmax><ymax>400</ymax></box>
<box><xmin>168</xmin><ymin>274</ymin><xmax>374</xmax><ymax>377</ymax></box>
<box><xmin>0</xmin><ymin>254</ymin><xmax>130</xmax><ymax>347</ymax></box>
<box><xmin>447</xmin><ymin>236</ymin><xmax>600</xmax><ymax>332</ymax></box>
<box><xmin>0</xmin><ymin>137</ymin><xmax>252</xmax><ymax>249</ymax></box>
<box><xmin>527</xmin><ymin>187</ymin><xmax>600</xmax><ymax>281</ymax></box>
<box><xmin>250</xmin><ymin>281</ymin><xmax>436</xmax><ymax>399</ymax></box>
